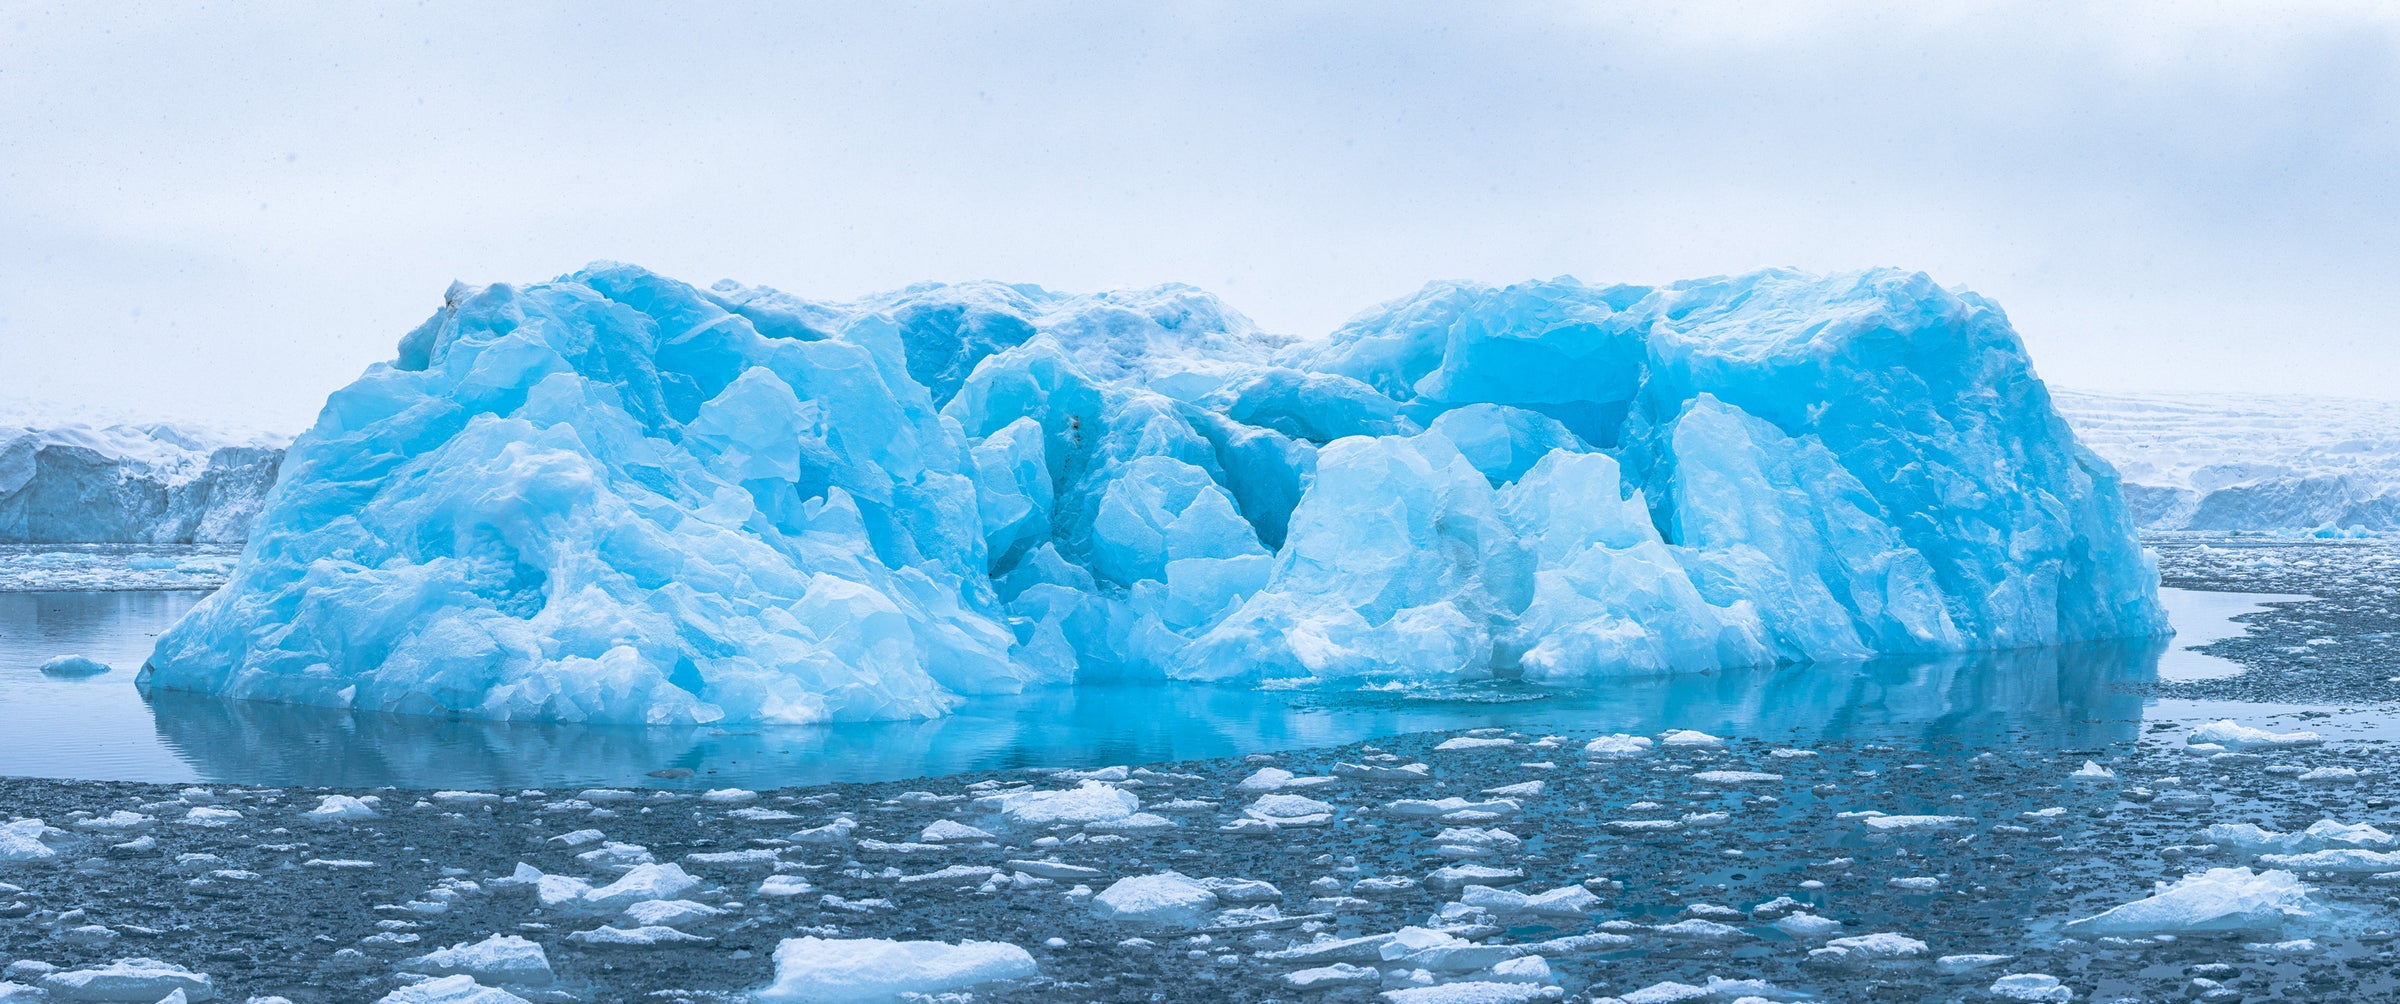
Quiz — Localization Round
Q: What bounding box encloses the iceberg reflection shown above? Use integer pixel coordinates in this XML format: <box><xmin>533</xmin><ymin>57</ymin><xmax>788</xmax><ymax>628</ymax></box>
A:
<box><xmin>147</xmin><ymin>637</ymin><xmax>2164</xmax><ymax>790</ymax></box>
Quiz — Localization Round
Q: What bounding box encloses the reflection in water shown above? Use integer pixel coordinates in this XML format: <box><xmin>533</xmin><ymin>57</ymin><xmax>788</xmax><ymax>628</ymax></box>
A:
<box><xmin>145</xmin><ymin>637</ymin><xmax>2166</xmax><ymax>790</ymax></box>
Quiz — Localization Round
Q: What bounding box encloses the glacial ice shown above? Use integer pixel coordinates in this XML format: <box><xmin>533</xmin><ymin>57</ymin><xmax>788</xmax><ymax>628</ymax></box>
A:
<box><xmin>2056</xmin><ymin>389</ymin><xmax>2400</xmax><ymax>533</ymax></box>
<box><xmin>143</xmin><ymin>264</ymin><xmax>2166</xmax><ymax>723</ymax></box>
<box><xmin>0</xmin><ymin>424</ymin><xmax>284</xmax><ymax>543</ymax></box>
<box><xmin>2063</xmin><ymin>867</ymin><xmax>2317</xmax><ymax>937</ymax></box>
<box><xmin>755</xmin><ymin>936</ymin><xmax>1038</xmax><ymax>1002</ymax></box>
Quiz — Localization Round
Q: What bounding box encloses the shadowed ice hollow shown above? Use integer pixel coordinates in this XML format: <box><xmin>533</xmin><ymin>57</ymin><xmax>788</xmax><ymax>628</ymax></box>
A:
<box><xmin>140</xmin><ymin>264</ymin><xmax>2166</xmax><ymax>724</ymax></box>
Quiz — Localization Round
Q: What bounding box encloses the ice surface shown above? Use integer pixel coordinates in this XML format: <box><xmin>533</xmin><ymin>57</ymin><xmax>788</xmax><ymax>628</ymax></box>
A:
<box><xmin>0</xmin><ymin>424</ymin><xmax>285</xmax><ymax>544</ymax></box>
<box><xmin>755</xmin><ymin>935</ymin><xmax>1038</xmax><ymax>1002</ymax></box>
<box><xmin>145</xmin><ymin>265</ymin><xmax>2165</xmax><ymax>723</ymax></box>
<box><xmin>2063</xmin><ymin>867</ymin><xmax>2316</xmax><ymax>936</ymax></box>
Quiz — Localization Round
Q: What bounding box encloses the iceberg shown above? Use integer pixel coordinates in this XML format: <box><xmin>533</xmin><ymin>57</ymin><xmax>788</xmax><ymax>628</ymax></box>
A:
<box><xmin>142</xmin><ymin>264</ymin><xmax>2165</xmax><ymax>723</ymax></box>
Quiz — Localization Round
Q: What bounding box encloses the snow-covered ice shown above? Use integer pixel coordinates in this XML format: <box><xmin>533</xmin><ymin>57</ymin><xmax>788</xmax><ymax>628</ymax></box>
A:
<box><xmin>2063</xmin><ymin>867</ymin><xmax>2317</xmax><ymax>937</ymax></box>
<box><xmin>1089</xmin><ymin>872</ymin><xmax>1218</xmax><ymax>926</ymax></box>
<box><xmin>401</xmin><ymin>935</ymin><xmax>552</xmax><ymax>986</ymax></box>
<box><xmin>754</xmin><ymin>935</ymin><xmax>1038</xmax><ymax>1001</ymax></box>
<box><xmin>139</xmin><ymin>265</ymin><xmax>2165</xmax><ymax>724</ymax></box>
<box><xmin>36</xmin><ymin>654</ymin><xmax>111</xmax><ymax>677</ymax></box>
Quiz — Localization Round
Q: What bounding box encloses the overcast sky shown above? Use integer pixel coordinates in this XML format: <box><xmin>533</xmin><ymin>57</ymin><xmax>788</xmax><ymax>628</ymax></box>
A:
<box><xmin>5</xmin><ymin>2</ymin><xmax>2397</xmax><ymax>431</ymax></box>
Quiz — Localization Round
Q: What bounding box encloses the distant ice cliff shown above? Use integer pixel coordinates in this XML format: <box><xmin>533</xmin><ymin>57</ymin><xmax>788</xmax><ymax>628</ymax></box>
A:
<box><xmin>2055</xmin><ymin>390</ymin><xmax>2400</xmax><ymax>535</ymax></box>
<box><xmin>142</xmin><ymin>264</ymin><xmax>2166</xmax><ymax>723</ymax></box>
<box><xmin>0</xmin><ymin>424</ymin><xmax>285</xmax><ymax>544</ymax></box>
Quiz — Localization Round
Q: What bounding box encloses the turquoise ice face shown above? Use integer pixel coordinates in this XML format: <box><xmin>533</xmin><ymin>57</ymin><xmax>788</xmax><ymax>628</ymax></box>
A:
<box><xmin>141</xmin><ymin>264</ymin><xmax>2166</xmax><ymax>726</ymax></box>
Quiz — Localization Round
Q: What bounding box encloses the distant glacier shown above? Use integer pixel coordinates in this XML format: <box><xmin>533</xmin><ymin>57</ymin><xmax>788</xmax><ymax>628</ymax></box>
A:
<box><xmin>134</xmin><ymin>264</ymin><xmax>2168</xmax><ymax>724</ymax></box>
<box><xmin>2055</xmin><ymin>390</ymin><xmax>2400</xmax><ymax>535</ymax></box>
<box><xmin>0</xmin><ymin>424</ymin><xmax>284</xmax><ymax>544</ymax></box>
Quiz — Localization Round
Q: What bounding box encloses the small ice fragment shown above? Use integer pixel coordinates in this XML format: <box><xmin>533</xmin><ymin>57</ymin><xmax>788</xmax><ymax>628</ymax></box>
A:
<box><xmin>38</xmin><ymin>655</ymin><xmax>111</xmax><ymax>677</ymax></box>
<box><xmin>1583</xmin><ymin>734</ymin><xmax>1654</xmax><ymax>758</ymax></box>
<box><xmin>1089</xmin><ymin>873</ymin><xmax>1218</xmax><ymax>926</ymax></box>
<box><xmin>402</xmin><ymin>934</ymin><xmax>554</xmax><ymax>986</ymax></box>
<box><xmin>2186</xmin><ymin>720</ymin><xmax>2324</xmax><ymax>750</ymax></box>
<box><xmin>302</xmin><ymin>796</ymin><xmax>379</xmax><ymax>821</ymax></box>
<box><xmin>1988</xmin><ymin>973</ymin><xmax>2074</xmax><ymax>1002</ymax></box>
<box><xmin>2069</xmin><ymin>761</ymin><xmax>2115</xmax><ymax>781</ymax></box>
<box><xmin>754</xmin><ymin>936</ymin><xmax>1038</xmax><ymax>1002</ymax></box>
<box><xmin>1658</xmin><ymin>730</ymin><xmax>1724</xmax><ymax>747</ymax></box>
<box><xmin>1824</xmin><ymin>932</ymin><xmax>1929</xmax><ymax>959</ymax></box>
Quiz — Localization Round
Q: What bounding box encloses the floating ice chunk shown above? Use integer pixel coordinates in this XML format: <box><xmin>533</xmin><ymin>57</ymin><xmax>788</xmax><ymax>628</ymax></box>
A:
<box><xmin>73</xmin><ymin>811</ymin><xmax>152</xmax><ymax>831</ymax></box>
<box><xmin>1822</xmin><ymin>932</ymin><xmax>1928</xmax><ymax>959</ymax></box>
<box><xmin>755</xmin><ymin>875</ymin><xmax>814</xmax><ymax>898</ymax></box>
<box><xmin>1658</xmin><ymin>730</ymin><xmax>1724</xmax><ymax>748</ymax></box>
<box><xmin>2258</xmin><ymin>849</ymin><xmax>2400</xmax><ymax>873</ymax></box>
<box><xmin>2186</xmin><ymin>720</ymin><xmax>2324</xmax><ymax>750</ymax></box>
<box><xmin>2069</xmin><ymin>761</ymin><xmax>2115</xmax><ymax>782</ymax></box>
<box><xmin>1236</xmin><ymin>767</ymin><xmax>1297</xmax><ymax>791</ymax></box>
<box><xmin>2298</xmin><ymin>767</ymin><xmax>2360</xmax><ymax>783</ymax></box>
<box><xmin>374</xmin><ymin>976</ymin><xmax>531</xmax><ymax>1004</ymax></box>
<box><xmin>37</xmin><ymin>959</ymin><xmax>214</xmax><ymax>1002</ymax></box>
<box><xmin>38</xmin><ymin>654</ymin><xmax>111</xmax><ymax>677</ymax></box>
<box><xmin>1089</xmin><ymin>872</ymin><xmax>1218</xmax><ymax>926</ymax></box>
<box><xmin>2063</xmin><ymin>867</ymin><xmax>2316</xmax><ymax>936</ymax></box>
<box><xmin>917</xmin><ymin>820</ymin><xmax>996</xmax><ymax>843</ymax></box>
<box><xmin>753</xmin><ymin>935</ymin><xmax>1030</xmax><ymax>1003</ymax></box>
<box><xmin>180</xmin><ymin>807</ymin><xmax>241</xmax><ymax>828</ymax></box>
<box><xmin>1333</xmin><ymin>761</ymin><xmax>1433</xmax><ymax>782</ymax></box>
<box><xmin>791</xmin><ymin>818</ymin><xmax>858</xmax><ymax>845</ymax></box>
<box><xmin>978</xmin><ymin>782</ymin><xmax>1140</xmax><ymax>827</ymax></box>
<box><xmin>1283</xmin><ymin>963</ymin><xmax>1380</xmax><ymax>989</ymax></box>
<box><xmin>302</xmin><ymin>796</ymin><xmax>379</xmax><ymax>822</ymax></box>
<box><xmin>620</xmin><ymin>899</ymin><xmax>723</xmax><ymax>927</ymax></box>
<box><xmin>1481</xmin><ymin>781</ymin><xmax>1545</xmax><ymax>798</ymax></box>
<box><xmin>1426</xmin><ymin>864</ymin><xmax>1526</xmax><ymax>891</ymax></box>
<box><xmin>575</xmin><ymin>842</ymin><xmax>654</xmax><ymax>871</ymax></box>
<box><xmin>1936</xmin><ymin>953</ymin><xmax>2014</xmax><ymax>973</ymax></box>
<box><xmin>564</xmin><ymin>925</ymin><xmax>711</xmax><ymax>947</ymax></box>
<box><xmin>402</xmin><ymin>935</ymin><xmax>552</xmax><ymax>987</ymax></box>
<box><xmin>1861</xmin><ymin>814</ymin><xmax>1973</xmax><ymax>832</ymax></box>
<box><xmin>1458</xmin><ymin>884</ymin><xmax>1600</xmax><ymax>918</ymax></box>
<box><xmin>1988</xmin><ymin>973</ymin><xmax>2074</xmax><ymax>1002</ymax></box>
<box><xmin>546</xmin><ymin>829</ymin><xmax>604</xmax><ymax>847</ymax></box>
<box><xmin>1435</xmin><ymin>736</ymin><xmax>1517</xmax><ymax>751</ymax></box>
<box><xmin>1379</xmin><ymin>981</ymin><xmax>1562</xmax><ymax>1003</ymax></box>
<box><xmin>581</xmin><ymin>863</ymin><xmax>700</xmax><ymax>911</ymax></box>
<box><xmin>1656</xmin><ymin>919</ymin><xmax>1747</xmax><ymax>941</ymax></box>
<box><xmin>1244</xmin><ymin>794</ymin><xmax>1338</xmax><ymax>827</ymax></box>
<box><xmin>1584</xmin><ymin>735</ymin><xmax>1655</xmax><ymax>758</ymax></box>
<box><xmin>1689</xmin><ymin>771</ymin><xmax>1781</xmax><ymax>786</ymax></box>
<box><xmin>1773</xmin><ymin>913</ymin><xmax>1841</xmax><ymax>938</ymax></box>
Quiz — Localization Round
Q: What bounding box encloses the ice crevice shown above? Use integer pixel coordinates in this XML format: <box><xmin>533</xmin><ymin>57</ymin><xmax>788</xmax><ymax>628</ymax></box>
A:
<box><xmin>140</xmin><ymin>264</ymin><xmax>2167</xmax><ymax>724</ymax></box>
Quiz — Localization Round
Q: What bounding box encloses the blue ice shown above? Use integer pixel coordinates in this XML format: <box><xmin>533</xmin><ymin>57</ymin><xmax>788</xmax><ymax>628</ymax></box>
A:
<box><xmin>142</xmin><ymin>265</ymin><xmax>2167</xmax><ymax>724</ymax></box>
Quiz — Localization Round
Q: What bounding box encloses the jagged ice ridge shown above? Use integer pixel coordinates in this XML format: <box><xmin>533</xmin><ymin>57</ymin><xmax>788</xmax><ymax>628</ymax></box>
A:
<box><xmin>142</xmin><ymin>264</ymin><xmax>2166</xmax><ymax>724</ymax></box>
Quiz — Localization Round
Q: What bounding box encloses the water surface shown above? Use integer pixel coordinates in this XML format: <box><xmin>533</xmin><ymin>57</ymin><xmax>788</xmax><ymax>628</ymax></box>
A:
<box><xmin>0</xmin><ymin>587</ymin><xmax>2314</xmax><ymax>791</ymax></box>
